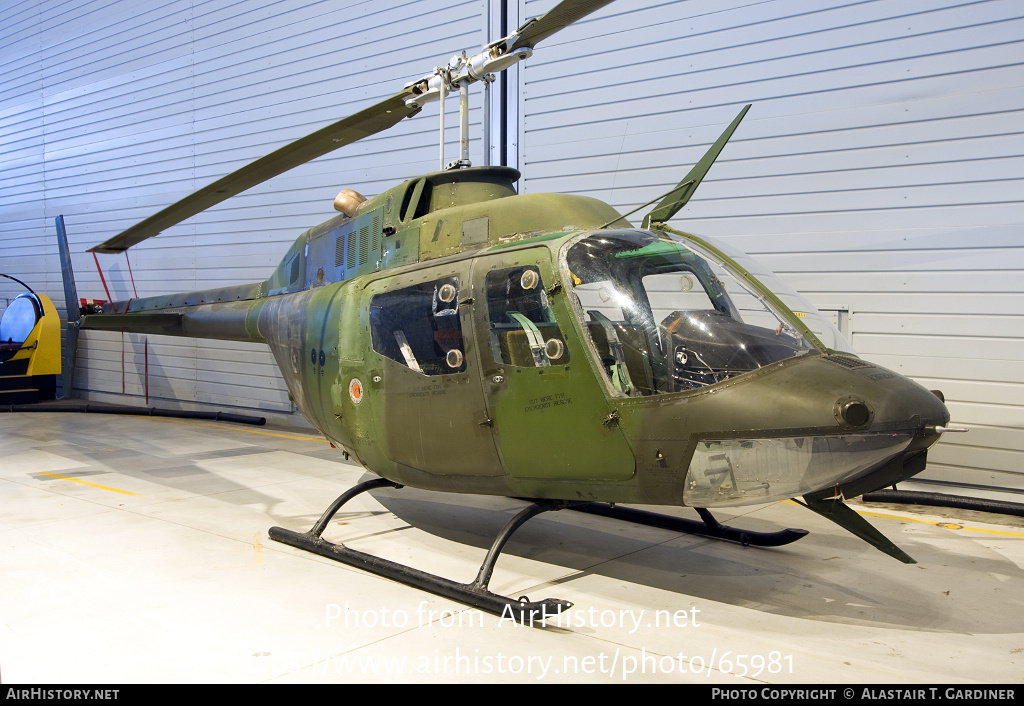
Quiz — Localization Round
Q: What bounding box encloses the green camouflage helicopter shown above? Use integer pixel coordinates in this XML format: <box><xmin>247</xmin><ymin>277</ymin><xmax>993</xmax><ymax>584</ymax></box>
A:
<box><xmin>69</xmin><ymin>0</ymin><xmax>954</xmax><ymax>620</ymax></box>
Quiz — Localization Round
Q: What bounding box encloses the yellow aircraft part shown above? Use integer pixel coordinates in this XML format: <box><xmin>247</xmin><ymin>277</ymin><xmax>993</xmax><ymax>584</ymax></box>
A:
<box><xmin>8</xmin><ymin>293</ymin><xmax>62</xmax><ymax>376</ymax></box>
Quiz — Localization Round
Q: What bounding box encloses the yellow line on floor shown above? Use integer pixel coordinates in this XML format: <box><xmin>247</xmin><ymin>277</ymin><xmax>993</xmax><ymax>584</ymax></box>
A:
<box><xmin>129</xmin><ymin>415</ymin><xmax>330</xmax><ymax>443</ymax></box>
<box><xmin>854</xmin><ymin>508</ymin><xmax>1024</xmax><ymax>538</ymax></box>
<box><xmin>38</xmin><ymin>471</ymin><xmax>138</xmax><ymax>496</ymax></box>
<box><xmin>782</xmin><ymin>500</ymin><xmax>1024</xmax><ymax>538</ymax></box>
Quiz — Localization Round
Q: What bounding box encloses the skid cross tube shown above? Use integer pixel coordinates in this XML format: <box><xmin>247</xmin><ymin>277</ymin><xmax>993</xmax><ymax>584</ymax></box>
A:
<box><xmin>567</xmin><ymin>503</ymin><xmax>808</xmax><ymax>547</ymax></box>
<box><xmin>268</xmin><ymin>479</ymin><xmax>573</xmax><ymax>622</ymax></box>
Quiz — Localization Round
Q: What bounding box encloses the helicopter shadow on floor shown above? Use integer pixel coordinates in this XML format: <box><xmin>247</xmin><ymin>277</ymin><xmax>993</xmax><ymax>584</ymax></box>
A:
<box><xmin>305</xmin><ymin>473</ymin><xmax>1024</xmax><ymax>635</ymax></box>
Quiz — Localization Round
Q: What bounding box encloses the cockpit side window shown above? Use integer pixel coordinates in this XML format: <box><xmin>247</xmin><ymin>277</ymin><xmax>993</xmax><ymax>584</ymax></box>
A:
<box><xmin>370</xmin><ymin>276</ymin><xmax>467</xmax><ymax>375</ymax></box>
<box><xmin>484</xmin><ymin>266</ymin><xmax>568</xmax><ymax>367</ymax></box>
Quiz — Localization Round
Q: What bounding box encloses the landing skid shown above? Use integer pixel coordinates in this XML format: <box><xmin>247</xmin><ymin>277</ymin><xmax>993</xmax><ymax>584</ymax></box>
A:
<box><xmin>269</xmin><ymin>480</ymin><xmax>809</xmax><ymax>620</ymax></box>
<box><xmin>269</xmin><ymin>478</ymin><xmax>573</xmax><ymax>622</ymax></box>
<box><xmin>568</xmin><ymin>503</ymin><xmax>809</xmax><ymax>547</ymax></box>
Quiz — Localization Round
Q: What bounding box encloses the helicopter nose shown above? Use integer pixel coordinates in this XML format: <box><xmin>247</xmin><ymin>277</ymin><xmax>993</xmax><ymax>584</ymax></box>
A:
<box><xmin>828</xmin><ymin>368</ymin><xmax>951</xmax><ymax>498</ymax></box>
<box><xmin>677</xmin><ymin>354</ymin><xmax>951</xmax><ymax>508</ymax></box>
<box><xmin>830</xmin><ymin>360</ymin><xmax>949</xmax><ymax>432</ymax></box>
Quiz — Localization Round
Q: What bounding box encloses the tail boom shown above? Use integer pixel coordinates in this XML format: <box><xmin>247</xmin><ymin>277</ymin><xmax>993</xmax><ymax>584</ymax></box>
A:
<box><xmin>80</xmin><ymin>300</ymin><xmax>262</xmax><ymax>343</ymax></box>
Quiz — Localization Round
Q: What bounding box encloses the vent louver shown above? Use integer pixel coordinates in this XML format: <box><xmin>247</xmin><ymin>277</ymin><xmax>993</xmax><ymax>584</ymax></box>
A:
<box><xmin>824</xmin><ymin>355</ymin><xmax>872</xmax><ymax>370</ymax></box>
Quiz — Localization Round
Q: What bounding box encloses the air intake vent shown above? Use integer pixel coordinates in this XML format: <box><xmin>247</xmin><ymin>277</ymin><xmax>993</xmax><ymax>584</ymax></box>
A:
<box><xmin>335</xmin><ymin>236</ymin><xmax>345</xmax><ymax>268</ymax></box>
<box><xmin>824</xmin><ymin>355</ymin><xmax>872</xmax><ymax>370</ymax></box>
<box><xmin>346</xmin><ymin>232</ymin><xmax>357</xmax><ymax>270</ymax></box>
<box><xmin>358</xmin><ymin>225</ymin><xmax>370</xmax><ymax>265</ymax></box>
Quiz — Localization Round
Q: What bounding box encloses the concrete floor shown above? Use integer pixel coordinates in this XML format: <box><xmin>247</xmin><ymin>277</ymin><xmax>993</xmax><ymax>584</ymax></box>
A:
<box><xmin>2</xmin><ymin>411</ymin><xmax>1022</xmax><ymax>684</ymax></box>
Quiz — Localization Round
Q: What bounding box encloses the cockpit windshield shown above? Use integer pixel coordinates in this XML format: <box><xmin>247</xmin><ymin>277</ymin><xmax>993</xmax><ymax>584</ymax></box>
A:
<box><xmin>562</xmin><ymin>230</ymin><xmax>849</xmax><ymax>396</ymax></box>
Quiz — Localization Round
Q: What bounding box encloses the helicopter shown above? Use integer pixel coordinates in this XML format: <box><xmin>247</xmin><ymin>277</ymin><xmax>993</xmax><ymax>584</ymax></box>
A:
<box><xmin>65</xmin><ymin>0</ymin><xmax>955</xmax><ymax>621</ymax></box>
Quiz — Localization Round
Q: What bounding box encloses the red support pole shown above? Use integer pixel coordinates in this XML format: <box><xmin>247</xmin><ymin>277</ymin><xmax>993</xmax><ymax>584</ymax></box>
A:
<box><xmin>125</xmin><ymin>251</ymin><xmax>138</xmax><ymax>299</ymax></box>
<box><xmin>92</xmin><ymin>252</ymin><xmax>112</xmax><ymax>301</ymax></box>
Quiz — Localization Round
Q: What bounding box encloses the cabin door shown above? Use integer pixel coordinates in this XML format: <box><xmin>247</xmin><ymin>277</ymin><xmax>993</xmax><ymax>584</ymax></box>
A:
<box><xmin>364</xmin><ymin>268</ymin><xmax>502</xmax><ymax>478</ymax></box>
<box><xmin>469</xmin><ymin>249</ymin><xmax>634</xmax><ymax>483</ymax></box>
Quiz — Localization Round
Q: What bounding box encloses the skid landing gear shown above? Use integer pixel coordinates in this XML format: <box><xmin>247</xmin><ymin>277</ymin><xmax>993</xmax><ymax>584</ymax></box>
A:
<box><xmin>269</xmin><ymin>480</ymin><xmax>809</xmax><ymax>621</ymax></box>
<box><xmin>268</xmin><ymin>478</ymin><xmax>574</xmax><ymax>622</ymax></box>
<box><xmin>568</xmin><ymin>503</ymin><xmax>809</xmax><ymax>547</ymax></box>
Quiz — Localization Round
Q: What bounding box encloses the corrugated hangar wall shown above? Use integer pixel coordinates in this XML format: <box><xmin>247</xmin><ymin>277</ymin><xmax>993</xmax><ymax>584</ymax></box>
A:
<box><xmin>1</xmin><ymin>0</ymin><xmax>1022</xmax><ymax>498</ymax></box>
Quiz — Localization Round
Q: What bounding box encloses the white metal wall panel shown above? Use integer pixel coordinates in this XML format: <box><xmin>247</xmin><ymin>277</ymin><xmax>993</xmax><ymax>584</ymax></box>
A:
<box><xmin>518</xmin><ymin>0</ymin><xmax>1024</xmax><ymax>496</ymax></box>
<box><xmin>0</xmin><ymin>0</ymin><xmax>489</xmax><ymax>423</ymax></box>
<box><xmin>1</xmin><ymin>1</ymin><xmax>49</xmax><ymax>304</ymax></box>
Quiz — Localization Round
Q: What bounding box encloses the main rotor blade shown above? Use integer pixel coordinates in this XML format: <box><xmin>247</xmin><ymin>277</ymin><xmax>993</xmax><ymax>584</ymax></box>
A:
<box><xmin>91</xmin><ymin>86</ymin><xmax>421</xmax><ymax>254</ymax></box>
<box><xmin>91</xmin><ymin>0</ymin><xmax>618</xmax><ymax>254</ymax></box>
<box><xmin>507</xmin><ymin>0</ymin><xmax>616</xmax><ymax>51</ymax></box>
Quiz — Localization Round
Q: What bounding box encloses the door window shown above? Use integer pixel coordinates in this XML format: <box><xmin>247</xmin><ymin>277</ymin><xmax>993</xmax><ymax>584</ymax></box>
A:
<box><xmin>369</xmin><ymin>276</ymin><xmax>466</xmax><ymax>374</ymax></box>
<box><xmin>483</xmin><ymin>265</ymin><xmax>568</xmax><ymax>367</ymax></box>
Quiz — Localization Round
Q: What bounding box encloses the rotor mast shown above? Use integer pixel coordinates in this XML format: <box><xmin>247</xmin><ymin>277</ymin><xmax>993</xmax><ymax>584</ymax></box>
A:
<box><xmin>409</xmin><ymin>43</ymin><xmax>533</xmax><ymax>171</ymax></box>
